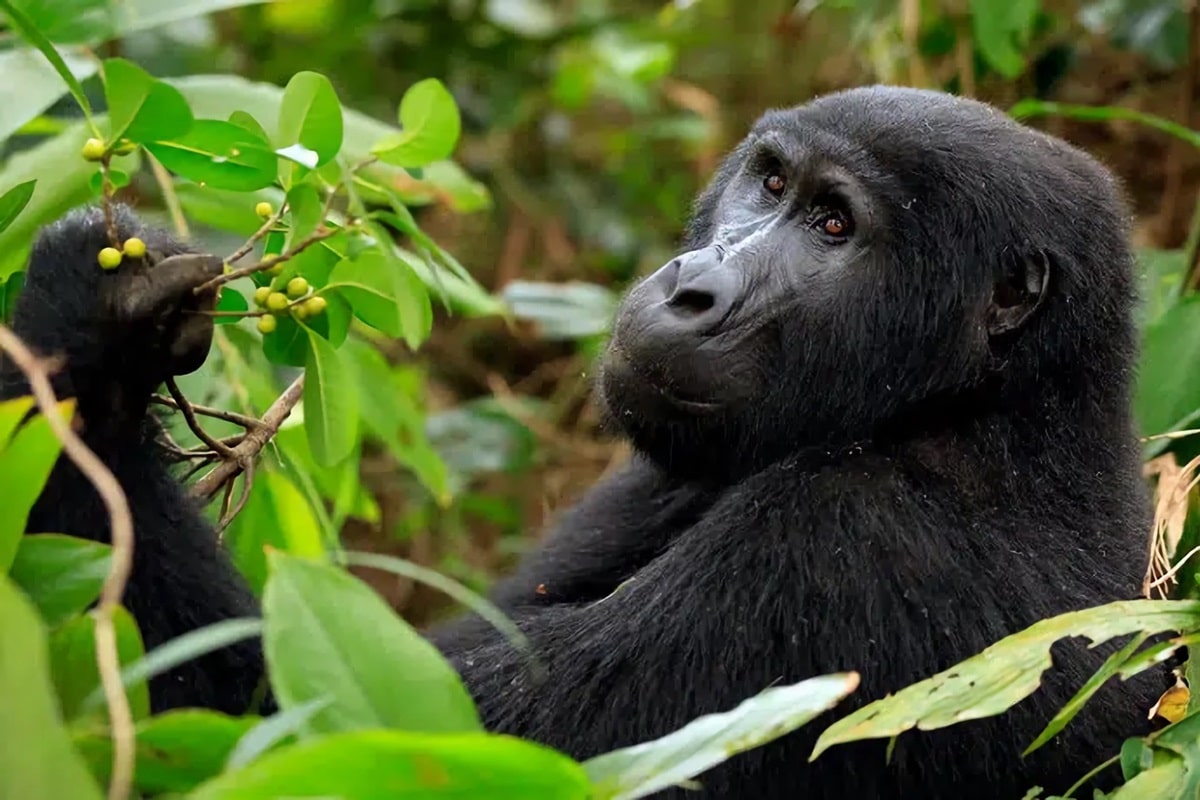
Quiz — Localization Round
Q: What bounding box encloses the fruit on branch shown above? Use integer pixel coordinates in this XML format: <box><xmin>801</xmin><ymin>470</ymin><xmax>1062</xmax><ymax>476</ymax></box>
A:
<box><xmin>257</xmin><ymin>315</ymin><xmax>278</xmax><ymax>334</ymax></box>
<box><xmin>81</xmin><ymin>138</ymin><xmax>106</xmax><ymax>162</ymax></box>
<box><xmin>286</xmin><ymin>277</ymin><xmax>309</xmax><ymax>298</ymax></box>
<box><xmin>122</xmin><ymin>237</ymin><xmax>147</xmax><ymax>258</ymax></box>
<box><xmin>97</xmin><ymin>247</ymin><xmax>123</xmax><ymax>270</ymax></box>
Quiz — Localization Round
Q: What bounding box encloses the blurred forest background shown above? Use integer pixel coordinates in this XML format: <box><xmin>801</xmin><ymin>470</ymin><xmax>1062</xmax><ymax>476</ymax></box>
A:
<box><xmin>12</xmin><ymin>0</ymin><xmax>1198</xmax><ymax>626</ymax></box>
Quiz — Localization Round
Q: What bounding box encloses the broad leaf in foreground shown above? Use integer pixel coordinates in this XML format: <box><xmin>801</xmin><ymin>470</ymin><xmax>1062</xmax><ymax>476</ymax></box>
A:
<box><xmin>10</xmin><ymin>533</ymin><xmax>112</xmax><ymax>627</ymax></box>
<box><xmin>262</xmin><ymin>552</ymin><xmax>481</xmax><ymax>735</ymax></box>
<box><xmin>812</xmin><ymin>599</ymin><xmax>1200</xmax><ymax>759</ymax></box>
<box><xmin>0</xmin><ymin>576</ymin><xmax>103</xmax><ymax>800</ymax></box>
<box><xmin>191</xmin><ymin>730</ymin><xmax>591</xmax><ymax>799</ymax></box>
<box><xmin>585</xmin><ymin>673</ymin><xmax>860</xmax><ymax>800</ymax></box>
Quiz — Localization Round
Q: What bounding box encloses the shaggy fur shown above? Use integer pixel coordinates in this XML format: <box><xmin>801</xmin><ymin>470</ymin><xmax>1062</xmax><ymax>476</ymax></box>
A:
<box><xmin>7</xmin><ymin>86</ymin><xmax>1160</xmax><ymax>798</ymax></box>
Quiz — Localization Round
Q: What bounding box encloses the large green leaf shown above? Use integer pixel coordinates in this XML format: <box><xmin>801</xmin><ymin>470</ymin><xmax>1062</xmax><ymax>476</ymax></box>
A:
<box><xmin>102</xmin><ymin>57</ymin><xmax>193</xmax><ymax>144</ymax></box>
<box><xmin>190</xmin><ymin>730</ymin><xmax>590</xmax><ymax>799</ymax></box>
<box><xmin>0</xmin><ymin>399</ymin><xmax>73</xmax><ymax>571</ymax></box>
<box><xmin>586</xmin><ymin>673</ymin><xmax>859</xmax><ymax>800</ymax></box>
<box><xmin>74</xmin><ymin>709</ymin><xmax>258</xmax><ymax>795</ymax></box>
<box><xmin>146</xmin><ymin>119</ymin><xmax>278</xmax><ymax>191</ymax></box>
<box><xmin>0</xmin><ymin>575</ymin><xmax>104</xmax><ymax>800</ymax></box>
<box><xmin>372</xmin><ymin>78</ymin><xmax>462</xmax><ymax>168</ymax></box>
<box><xmin>275</xmin><ymin>71</ymin><xmax>343</xmax><ymax>168</ymax></box>
<box><xmin>262</xmin><ymin>552</ymin><xmax>481</xmax><ymax>734</ymax></box>
<box><xmin>970</xmin><ymin>0</ymin><xmax>1039</xmax><ymax>78</ymax></box>
<box><xmin>302</xmin><ymin>326</ymin><xmax>358</xmax><ymax>467</ymax></box>
<box><xmin>0</xmin><ymin>48</ymin><xmax>97</xmax><ymax>142</ymax></box>
<box><xmin>503</xmin><ymin>279</ymin><xmax>618</xmax><ymax>340</ymax></box>
<box><xmin>9</xmin><ymin>533</ymin><xmax>112</xmax><ymax>628</ymax></box>
<box><xmin>326</xmin><ymin>251</ymin><xmax>432</xmax><ymax>348</ymax></box>
<box><xmin>811</xmin><ymin>599</ymin><xmax>1200</xmax><ymax>758</ymax></box>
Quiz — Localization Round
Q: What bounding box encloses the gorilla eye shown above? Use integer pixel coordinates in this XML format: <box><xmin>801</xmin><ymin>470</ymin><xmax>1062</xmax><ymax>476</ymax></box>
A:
<box><xmin>763</xmin><ymin>173</ymin><xmax>787</xmax><ymax>196</ymax></box>
<box><xmin>817</xmin><ymin>211</ymin><xmax>852</xmax><ymax>240</ymax></box>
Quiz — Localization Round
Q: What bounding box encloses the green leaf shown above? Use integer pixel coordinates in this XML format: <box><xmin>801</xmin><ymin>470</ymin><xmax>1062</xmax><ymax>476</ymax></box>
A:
<box><xmin>371</xmin><ymin>78</ymin><xmax>462</xmax><ymax>168</ymax></box>
<box><xmin>0</xmin><ymin>399</ymin><xmax>72</xmax><ymax>571</ymax></box>
<box><xmin>0</xmin><ymin>0</ymin><xmax>98</xmax><ymax>134</ymax></box>
<box><xmin>0</xmin><ymin>395</ymin><xmax>34</xmax><ymax>447</ymax></box>
<box><xmin>302</xmin><ymin>326</ymin><xmax>358</xmax><ymax>466</ymax></box>
<box><xmin>586</xmin><ymin>673</ymin><xmax>859</xmax><ymax>800</ymax></box>
<box><xmin>102</xmin><ymin>57</ymin><xmax>193</xmax><ymax>144</ymax></box>
<box><xmin>275</xmin><ymin>71</ymin><xmax>343</xmax><ymax>168</ymax></box>
<box><xmin>223</xmin><ymin>468</ymin><xmax>327</xmax><ymax>595</ymax></box>
<box><xmin>260</xmin><ymin>312</ymin><xmax>310</xmax><ymax>367</ymax></box>
<box><xmin>146</xmin><ymin>119</ymin><xmax>278</xmax><ymax>191</ymax></box>
<box><xmin>0</xmin><ymin>271</ymin><xmax>24</xmax><ymax>324</ymax></box>
<box><xmin>0</xmin><ymin>575</ymin><xmax>104</xmax><ymax>800</ymax></box>
<box><xmin>9</xmin><ymin>534</ymin><xmax>111</xmax><ymax>628</ymax></box>
<box><xmin>811</xmin><ymin>599</ymin><xmax>1200</xmax><ymax>758</ymax></box>
<box><xmin>191</xmin><ymin>729</ymin><xmax>590</xmax><ymax>799</ymax></box>
<box><xmin>214</xmin><ymin>284</ymin><xmax>249</xmax><ymax>326</ymax></box>
<box><xmin>284</xmin><ymin>182</ymin><xmax>323</xmax><ymax>247</ymax></box>
<box><xmin>326</xmin><ymin>251</ymin><xmax>432</xmax><ymax>347</ymax></box>
<box><xmin>0</xmin><ymin>180</ymin><xmax>36</xmax><ymax>236</ymax></box>
<box><xmin>48</xmin><ymin>606</ymin><xmax>149</xmax><ymax>722</ymax></box>
<box><xmin>970</xmin><ymin>0</ymin><xmax>1039</xmax><ymax>78</ymax></box>
<box><xmin>263</xmin><ymin>551</ymin><xmax>481</xmax><ymax>734</ymax></box>
<box><xmin>1135</xmin><ymin>297</ymin><xmax>1200</xmax><ymax>445</ymax></box>
<box><xmin>74</xmin><ymin>709</ymin><xmax>258</xmax><ymax>795</ymax></box>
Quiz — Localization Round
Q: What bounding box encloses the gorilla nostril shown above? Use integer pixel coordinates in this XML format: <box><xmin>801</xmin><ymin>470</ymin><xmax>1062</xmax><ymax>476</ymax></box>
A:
<box><xmin>669</xmin><ymin>289</ymin><xmax>716</xmax><ymax>316</ymax></box>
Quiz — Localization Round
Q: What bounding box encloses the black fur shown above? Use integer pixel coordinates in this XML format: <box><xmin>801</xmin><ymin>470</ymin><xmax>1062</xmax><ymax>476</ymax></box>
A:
<box><xmin>7</xmin><ymin>86</ymin><xmax>1160</xmax><ymax>798</ymax></box>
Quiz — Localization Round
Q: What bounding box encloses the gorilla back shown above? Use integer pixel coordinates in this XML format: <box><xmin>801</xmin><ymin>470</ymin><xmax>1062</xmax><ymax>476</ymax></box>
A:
<box><xmin>7</xmin><ymin>85</ymin><xmax>1158</xmax><ymax>800</ymax></box>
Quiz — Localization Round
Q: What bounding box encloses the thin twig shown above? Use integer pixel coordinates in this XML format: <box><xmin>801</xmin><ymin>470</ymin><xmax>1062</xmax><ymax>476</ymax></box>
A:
<box><xmin>216</xmin><ymin>459</ymin><xmax>255</xmax><ymax>536</ymax></box>
<box><xmin>0</xmin><ymin>325</ymin><xmax>135</xmax><ymax>800</ymax></box>
<box><xmin>151</xmin><ymin>394</ymin><xmax>264</xmax><ymax>431</ymax></box>
<box><xmin>100</xmin><ymin>157</ymin><xmax>119</xmax><ymax>247</ymax></box>
<box><xmin>193</xmin><ymin>227</ymin><xmax>341</xmax><ymax>296</ymax></box>
<box><xmin>190</xmin><ymin>374</ymin><xmax>306</xmax><ymax>500</ymax></box>
<box><xmin>226</xmin><ymin>203</ymin><xmax>288</xmax><ymax>265</ymax></box>
<box><xmin>164</xmin><ymin>378</ymin><xmax>237</xmax><ymax>458</ymax></box>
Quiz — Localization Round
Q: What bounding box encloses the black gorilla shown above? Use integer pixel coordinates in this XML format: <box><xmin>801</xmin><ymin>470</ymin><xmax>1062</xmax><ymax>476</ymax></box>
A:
<box><xmin>4</xmin><ymin>86</ymin><xmax>1162</xmax><ymax>799</ymax></box>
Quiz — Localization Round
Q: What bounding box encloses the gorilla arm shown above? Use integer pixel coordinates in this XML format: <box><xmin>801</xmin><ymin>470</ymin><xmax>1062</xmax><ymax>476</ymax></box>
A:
<box><xmin>0</xmin><ymin>206</ymin><xmax>266</xmax><ymax>715</ymax></box>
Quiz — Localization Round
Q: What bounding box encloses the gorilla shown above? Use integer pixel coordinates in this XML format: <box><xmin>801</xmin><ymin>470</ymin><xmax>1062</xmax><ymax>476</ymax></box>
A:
<box><xmin>3</xmin><ymin>86</ymin><xmax>1162</xmax><ymax>799</ymax></box>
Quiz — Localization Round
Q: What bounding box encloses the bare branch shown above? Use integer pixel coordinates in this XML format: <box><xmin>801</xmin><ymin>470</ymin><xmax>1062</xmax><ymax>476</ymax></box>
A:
<box><xmin>151</xmin><ymin>393</ymin><xmax>264</xmax><ymax>431</ymax></box>
<box><xmin>164</xmin><ymin>378</ymin><xmax>237</xmax><ymax>458</ymax></box>
<box><xmin>190</xmin><ymin>374</ymin><xmax>305</xmax><ymax>501</ymax></box>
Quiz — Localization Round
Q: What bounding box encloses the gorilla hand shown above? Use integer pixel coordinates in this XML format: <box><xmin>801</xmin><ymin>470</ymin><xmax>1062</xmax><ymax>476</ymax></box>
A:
<box><xmin>2</xmin><ymin>204</ymin><xmax>223</xmax><ymax>427</ymax></box>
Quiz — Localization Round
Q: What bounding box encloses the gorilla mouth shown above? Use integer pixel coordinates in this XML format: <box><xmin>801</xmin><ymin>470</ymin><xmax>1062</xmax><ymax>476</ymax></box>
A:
<box><xmin>604</xmin><ymin>342</ymin><xmax>723</xmax><ymax>415</ymax></box>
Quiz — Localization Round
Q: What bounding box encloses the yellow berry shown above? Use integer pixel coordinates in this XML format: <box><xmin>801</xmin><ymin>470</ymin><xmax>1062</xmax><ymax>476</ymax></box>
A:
<box><xmin>267</xmin><ymin>263</ymin><xmax>284</xmax><ymax>276</ymax></box>
<box><xmin>122</xmin><ymin>237</ymin><xmax>146</xmax><ymax>258</ymax></box>
<box><xmin>81</xmin><ymin>138</ymin><xmax>106</xmax><ymax>162</ymax></box>
<box><xmin>112</xmin><ymin>139</ymin><xmax>136</xmax><ymax>156</ymax></box>
<box><xmin>253</xmin><ymin>286</ymin><xmax>272</xmax><ymax>307</ymax></box>
<box><xmin>255</xmin><ymin>201</ymin><xmax>273</xmax><ymax>219</ymax></box>
<box><xmin>286</xmin><ymin>277</ymin><xmax>309</xmax><ymax>298</ymax></box>
<box><xmin>292</xmin><ymin>303</ymin><xmax>310</xmax><ymax>320</ymax></box>
<box><xmin>302</xmin><ymin>296</ymin><xmax>327</xmax><ymax>317</ymax></box>
<box><xmin>266</xmin><ymin>292</ymin><xmax>290</xmax><ymax>312</ymax></box>
<box><xmin>97</xmin><ymin>247</ymin><xmax>123</xmax><ymax>270</ymax></box>
<box><xmin>257</xmin><ymin>315</ymin><xmax>278</xmax><ymax>334</ymax></box>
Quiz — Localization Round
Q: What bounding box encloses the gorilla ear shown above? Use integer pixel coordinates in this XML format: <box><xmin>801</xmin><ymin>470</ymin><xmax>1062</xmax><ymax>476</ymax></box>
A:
<box><xmin>986</xmin><ymin>250</ymin><xmax>1050</xmax><ymax>337</ymax></box>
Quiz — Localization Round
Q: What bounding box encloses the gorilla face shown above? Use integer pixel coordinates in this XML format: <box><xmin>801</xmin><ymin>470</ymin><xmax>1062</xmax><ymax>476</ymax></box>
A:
<box><xmin>598</xmin><ymin>86</ymin><xmax>1128</xmax><ymax>481</ymax></box>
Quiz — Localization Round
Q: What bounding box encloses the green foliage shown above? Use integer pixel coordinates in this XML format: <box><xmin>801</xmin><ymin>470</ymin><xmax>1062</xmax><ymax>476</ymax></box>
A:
<box><xmin>0</xmin><ymin>397</ymin><xmax>71</xmax><ymax>570</ymax></box>
<box><xmin>263</xmin><ymin>551</ymin><xmax>480</xmax><ymax>735</ymax></box>
<box><xmin>0</xmin><ymin>180</ymin><xmax>36</xmax><ymax>236</ymax></box>
<box><xmin>0</xmin><ymin>575</ymin><xmax>104</xmax><ymax>800</ymax></box>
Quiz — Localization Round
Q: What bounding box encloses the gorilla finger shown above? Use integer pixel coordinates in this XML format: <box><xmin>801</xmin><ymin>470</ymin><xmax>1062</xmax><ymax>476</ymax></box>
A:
<box><xmin>113</xmin><ymin>253</ymin><xmax>224</xmax><ymax>320</ymax></box>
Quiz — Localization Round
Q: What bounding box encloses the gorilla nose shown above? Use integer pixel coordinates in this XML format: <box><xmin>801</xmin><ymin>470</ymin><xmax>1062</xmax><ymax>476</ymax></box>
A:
<box><xmin>660</xmin><ymin>248</ymin><xmax>736</xmax><ymax>331</ymax></box>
